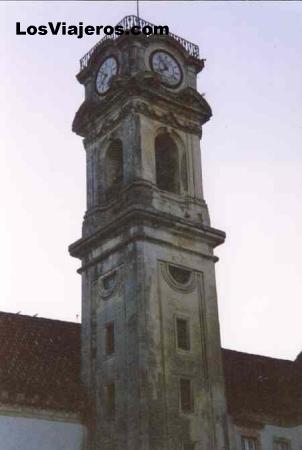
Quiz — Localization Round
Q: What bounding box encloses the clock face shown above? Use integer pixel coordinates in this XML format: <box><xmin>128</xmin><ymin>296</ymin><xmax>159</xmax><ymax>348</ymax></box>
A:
<box><xmin>96</xmin><ymin>56</ymin><xmax>118</xmax><ymax>94</ymax></box>
<box><xmin>151</xmin><ymin>51</ymin><xmax>182</xmax><ymax>87</ymax></box>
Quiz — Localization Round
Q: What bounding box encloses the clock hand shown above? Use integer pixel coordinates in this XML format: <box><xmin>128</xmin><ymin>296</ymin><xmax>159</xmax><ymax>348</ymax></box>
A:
<box><xmin>157</xmin><ymin>55</ymin><xmax>169</xmax><ymax>72</ymax></box>
<box><xmin>99</xmin><ymin>73</ymin><xmax>108</xmax><ymax>87</ymax></box>
<box><xmin>161</xmin><ymin>60</ymin><xmax>169</xmax><ymax>71</ymax></box>
<box><xmin>98</xmin><ymin>71</ymin><xmax>107</xmax><ymax>82</ymax></box>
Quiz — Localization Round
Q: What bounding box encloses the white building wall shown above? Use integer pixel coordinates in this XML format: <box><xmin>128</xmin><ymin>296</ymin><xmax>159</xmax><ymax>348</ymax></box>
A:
<box><xmin>0</xmin><ymin>414</ymin><xmax>86</xmax><ymax>450</ymax></box>
<box><xmin>260</xmin><ymin>424</ymin><xmax>302</xmax><ymax>450</ymax></box>
<box><xmin>230</xmin><ymin>420</ymin><xmax>302</xmax><ymax>450</ymax></box>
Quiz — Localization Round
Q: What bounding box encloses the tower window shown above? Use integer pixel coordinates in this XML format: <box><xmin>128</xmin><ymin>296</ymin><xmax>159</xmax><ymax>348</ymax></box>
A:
<box><xmin>106</xmin><ymin>139</ymin><xmax>123</xmax><ymax>200</ymax></box>
<box><xmin>176</xmin><ymin>318</ymin><xmax>190</xmax><ymax>351</ymax></box>
<box><xmin>106</xmin><ymin>322</ymin><xmax>115</xmax><ymax>355</ymax></box>
<box><xmin>155</xmin><ymin>134</ymin><xmax>180</xmax><ymax>194</ymax></box>
<box><xmin>106</xmin><ymin>382</ymin><xmax>115</xmax><ymax>418</ymax></box>
<box><xmin>274</xmin><ymin>440</ymin><xmax>291</xmax><ymax>450</ymax></box>
<box><xmin>183</xmin><ymin>443</ymin><xmax>195</xmax><ymax>450</ymax></box>
<box><xmin>241</xmin><ymin>437</ymin><xmax>257</xmax><ymax>450</ymax></box>
<box><xmin>179</xmin><ymin>378</ymin><xmax>193</xmax><ymax>413</ymax></box>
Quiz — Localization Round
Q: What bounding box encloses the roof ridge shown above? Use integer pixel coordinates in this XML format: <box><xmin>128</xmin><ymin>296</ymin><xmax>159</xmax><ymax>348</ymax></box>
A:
<box><xmin>0</xmin><ymin>311</ymin><xmax>80</xmax><ymax>327</ymax></box>
<box><xmin>222</xmin><ymin>347</ymin><xmax>293</xmax><ymax>363</ymax></box>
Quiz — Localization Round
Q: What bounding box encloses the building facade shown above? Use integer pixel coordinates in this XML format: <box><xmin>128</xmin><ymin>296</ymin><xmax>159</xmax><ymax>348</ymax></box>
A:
<box><xmin>0</xmin><ymin>312</ymin><xmax>301</xmax><ymax>450</ymax></box>
<box><xmin>0</xmin><ymin>16</ymin><xmax>301</xmax><ymax>450</ymax></box>
<box><xmin>70</xmin><ymin>14</ymin><xmax>229</xmax><ymax>450</ymax></box>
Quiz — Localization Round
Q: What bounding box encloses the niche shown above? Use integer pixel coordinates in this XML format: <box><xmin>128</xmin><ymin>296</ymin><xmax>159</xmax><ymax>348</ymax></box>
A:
<box><xmin>105</xmin><ymin>139</ymin><xmax>123</xmax><ymax>200</ymax></box>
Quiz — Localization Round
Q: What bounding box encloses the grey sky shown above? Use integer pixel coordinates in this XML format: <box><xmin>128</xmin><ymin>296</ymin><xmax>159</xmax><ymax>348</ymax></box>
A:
<box><xmin>1</xmin><ymin>1</ymin><xmax>301</xmax><ymax>360</ymax></box>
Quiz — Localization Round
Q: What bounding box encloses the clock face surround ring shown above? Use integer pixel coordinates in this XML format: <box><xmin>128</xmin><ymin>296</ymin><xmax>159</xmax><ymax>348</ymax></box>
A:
<box><xmin>95</xmin><ymin>56</ymin><xmax>118</xmax><ymax>95</ymax></box>
<box><xmin>150</xmin><ymin>50</ymin><xmax>183</xmax><ymax>88</ymax></box>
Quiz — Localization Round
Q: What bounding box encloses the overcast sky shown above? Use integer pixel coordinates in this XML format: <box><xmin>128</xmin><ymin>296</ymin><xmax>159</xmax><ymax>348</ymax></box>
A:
<box><xmin>1</xmin><ymin>1</ymin><xmax>301</xmax><ymax>360</ymax></box>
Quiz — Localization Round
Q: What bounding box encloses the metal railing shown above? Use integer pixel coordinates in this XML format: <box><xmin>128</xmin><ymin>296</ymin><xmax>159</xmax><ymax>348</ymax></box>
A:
<box><xmin>79</xmin><ymin>15</ymin><xmax>200</xmax><ymax>71</ymax></box>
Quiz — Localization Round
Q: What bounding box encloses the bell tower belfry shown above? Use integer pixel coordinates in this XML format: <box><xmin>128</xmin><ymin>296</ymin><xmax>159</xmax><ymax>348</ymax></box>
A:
<box><xmin>69</xmin><ymin>16</ymin><xmax>229</xmax><ymax>450</ymax></box>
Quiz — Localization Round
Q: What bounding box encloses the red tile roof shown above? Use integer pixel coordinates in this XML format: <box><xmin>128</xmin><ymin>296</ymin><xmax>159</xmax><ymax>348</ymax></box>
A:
<box><xmin>0</xmin><ymin>311</ymin><xmax>84</xmax><ymax>413</ymax></box>
<box><xmin>0</xmin><ymin>311</ymin><xmax>301</xmax><ymax>424</ymax></box>
<box><xmin>223</xmin><ymin>348</ymin><xmax>302</xmax><ymax>425</ymax></box>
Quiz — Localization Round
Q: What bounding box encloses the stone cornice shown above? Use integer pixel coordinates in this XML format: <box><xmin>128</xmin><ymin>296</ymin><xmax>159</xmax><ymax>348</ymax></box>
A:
<box><xmin>69</xmin><ymin>206</ymin><xmax>225</xmax><ymax>262</ymax></box>
<box><xmin>71</xmin><ymin>229</ymin><xmax>220</xmax><ymax>274</ymax></box>
<box><xmin>72</xmin><ymin>73</ymin><xmax>211</xmax><ymax>139</ymax></box>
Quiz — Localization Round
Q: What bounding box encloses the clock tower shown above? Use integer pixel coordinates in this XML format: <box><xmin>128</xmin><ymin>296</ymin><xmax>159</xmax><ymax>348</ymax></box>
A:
<box><xmin>70</xmin><ymin>16</ymin><xmax>229</xmax><ymax>450</ymax></box>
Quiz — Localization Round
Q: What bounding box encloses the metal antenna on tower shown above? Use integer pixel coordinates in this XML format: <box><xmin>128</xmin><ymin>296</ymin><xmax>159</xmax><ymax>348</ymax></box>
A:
<box><xmin>136</xmin><ymin>0</ymin><xmax>139</xmax><ymax>18</ymax></box>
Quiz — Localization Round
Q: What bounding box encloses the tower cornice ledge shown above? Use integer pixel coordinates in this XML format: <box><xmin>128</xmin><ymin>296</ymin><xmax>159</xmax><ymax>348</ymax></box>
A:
<box><xmin>72</xmin><ymin>74</ymin><xmax>211</xmax><ymax>139</ymax></box>
<box><xmin>68</xmin><ymin>207</ymin><xmax>225</xmax><ymax>263</ymax></box>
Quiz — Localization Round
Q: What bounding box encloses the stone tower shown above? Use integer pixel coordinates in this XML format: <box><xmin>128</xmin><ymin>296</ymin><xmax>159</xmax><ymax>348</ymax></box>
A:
<box><xmin>70</xmin><ymin>16</ymin><xmax>229</xmax><ymax>450</ymax></box>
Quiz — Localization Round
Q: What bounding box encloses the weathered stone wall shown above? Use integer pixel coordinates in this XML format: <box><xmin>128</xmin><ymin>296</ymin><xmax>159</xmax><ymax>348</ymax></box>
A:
<box><xmin>76</xmin><ymin>212</ymin><xmax>229</xmax><ymax>449</ymax></box>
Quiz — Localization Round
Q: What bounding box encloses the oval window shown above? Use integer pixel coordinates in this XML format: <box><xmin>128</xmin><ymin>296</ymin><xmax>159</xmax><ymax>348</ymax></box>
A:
<box><xmin>168</xmin><ymin>265</ymin><xmax>191</xmax><ymax>285</ymax></box>
<box><xmin>103</xmin><ymin>272</ymin><xmax>116</xmax><ymax>291</ymax></box>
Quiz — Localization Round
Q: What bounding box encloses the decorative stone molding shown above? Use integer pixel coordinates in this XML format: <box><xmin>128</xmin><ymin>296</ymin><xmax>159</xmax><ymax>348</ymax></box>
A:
<box><xmin>80</xmin><ymin>100</ymin><xmax>202</xmax><ymax>147</ymax></box>
<box><xmin>132</xmin><ymin>101</ymin><xmax>202</xmax><ymax>136</ymax></box>
<box><xmin>73</xmin><ymin>73</ymin><xmax>210</xmax><ymax>140</ymax></box>
<box><xmin>161</xmin><ymin>261</ymin><xmax>196</xmax><ymax>293</ymax></box>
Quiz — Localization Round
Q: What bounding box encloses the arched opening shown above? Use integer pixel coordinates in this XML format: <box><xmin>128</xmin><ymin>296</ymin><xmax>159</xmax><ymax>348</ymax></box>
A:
<box><xmin>155</xmin><ymin>134</ymin><xmax>180</xmax><ymax>194</ymax></box>
<box><xmin>105</xmin><ymin>139</ymin><xmax>123</xmax><ymax>200</ymax></box>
